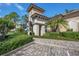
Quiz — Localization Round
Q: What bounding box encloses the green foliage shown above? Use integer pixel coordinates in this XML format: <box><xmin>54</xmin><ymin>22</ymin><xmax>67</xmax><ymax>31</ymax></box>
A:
<box><xmin>47</xmin><ymin>18</ymin><xmax>68</xmax><ymax>32</ymax></box>
<box><xmin>43</xmin><ymin>32</ymin><xmax>79</xmax><ymax>41</ymax></box>
<box><xmin>16</xmin><ymin>27</ymin><xmax>24</xmax><ymax>32</ymax></box>
<box><xmin>4</xmin><ymin>12</ymin><xmax>19</xmax><ymax>21</ymax></box>
<box><xmin>60</xmin><ymin>32</ymin><xmax>79</xmax><ymax>39</ymax></box>
<box><xmin>7</xmin><ymin>21</ymin><xmax>15</xmax><ymax>30</ymax></box>
<box><xmin>0</xmin><ymin>19</ymin><xmax>15</xmax><ymax>29</ymax></box>
<box><xmin>67</xmin><ymin>29</ymin><xmax>73</xmax><ymax>32</ymax></box>
<box><xmin>0</xmin><ymin>19</ymin><xmax>15</xmax><ymax>39</ymax></box>
<box><xmin>43</xmin><ymin>32</ymin><xmax>60</xmax><ymax>39</ymax></box>
<box><xmin>0</xmin><ymin>33</ymin><xmax>33</xmax><ymax>55</ymax></box>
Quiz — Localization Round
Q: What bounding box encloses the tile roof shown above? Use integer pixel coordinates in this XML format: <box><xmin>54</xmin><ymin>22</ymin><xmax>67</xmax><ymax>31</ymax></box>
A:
<box><xmin>27</xmin><ymin>3</ymin><xmax>45</xmax><ymax>12</ymax></box>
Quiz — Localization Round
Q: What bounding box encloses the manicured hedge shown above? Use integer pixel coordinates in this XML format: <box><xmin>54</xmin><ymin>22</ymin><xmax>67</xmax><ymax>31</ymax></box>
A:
<box><xmin>43</xmin><ymin>32</ymin><xmax>79</xmax><ymax>41</ymax></box>
<box><xmin>60</xmin><ymin>32</ymin><xmax>79</xmax><ymax>39</ymax></box>
<box><xmin>0</xmin><ymin>34</ymin><xmax>33</xmax><ymax>55</ymax></box>
<box><xmin>43</xmin><ymin>32</ymin><xmax>60</xmax><ymax>39</ymax></box>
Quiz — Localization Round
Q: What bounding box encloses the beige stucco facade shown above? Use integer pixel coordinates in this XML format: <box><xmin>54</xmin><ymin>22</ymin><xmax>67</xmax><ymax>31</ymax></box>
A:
<box><xmin>32</xmin><ymin>18</ymin><xmax>47</xmax><ymax>36</ymax></box>
<box><xmin>27</xmin><ymin>4</ymin><xmax>79</xmax><ymax>35</ymax></box>
<box><xmin>66</xmin><ymin>16</ymin><xmax>79</xmax><ymax>32</ymax></box>
<box><xmin>58</xmin><ymin>16</ymin><xmax>79</xmax><ymax>32</ymax></box>
<box><xmin>52</xmin><ymin>10</ymin><xmax>79</xmax><ymax>32</ymax></box>
<box><xmin>27</xmin><ymin>4</ymin><xmax>48</xmax><ymax>36</ymax></box>
<box><xmin>59</xmin><ymin>24</ymin><xmax>67</xmax><ymax>32</ymax></box>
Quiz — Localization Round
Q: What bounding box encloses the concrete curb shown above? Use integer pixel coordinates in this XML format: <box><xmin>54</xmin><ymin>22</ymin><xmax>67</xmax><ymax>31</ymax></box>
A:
<box><xmin>1</xmin><ymin>42</ymin><xmax>34</xmax><ymax>56</ymax></box>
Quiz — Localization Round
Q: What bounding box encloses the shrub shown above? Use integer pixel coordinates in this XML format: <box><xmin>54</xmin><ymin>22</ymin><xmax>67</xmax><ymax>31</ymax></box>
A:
<box><xmin>67</xmin><ymin>29</ymin><xmax>73</xmax><ymax>32</ymax></box>
<box><xmin>43</xmin><ymin>32</ymin><xmax>60</xmax><ymax>39</ymax></box>
<box><xmin>43</xmin><ymin>32</ymin><xmax>79</xmax><ymax>41</ymax></box>
<box><xmin>17</xmin><ymin>27</ymin><xmax>24</xmax><ymax>32</ymax></box>
<box><xmin>0</xmin><ymin>34</ymin><xmax>33</xmax><ymax>55</ymax></box>
<box><xmin>0</xmin><ymin>19</ymin><xmax>15</xmax><ymax>40</ymax></box>
<box><xmin>61</xmin><ymin>32</ymin><xmax>79</xmax><ymax>39</ymax></box>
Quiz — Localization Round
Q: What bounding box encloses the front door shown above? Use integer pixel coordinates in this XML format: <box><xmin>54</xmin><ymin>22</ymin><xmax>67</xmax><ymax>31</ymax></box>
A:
<box><xmin>39</xmin><ymin>25</ymin><xmax>41</xmax><ymax>36</ymax></box>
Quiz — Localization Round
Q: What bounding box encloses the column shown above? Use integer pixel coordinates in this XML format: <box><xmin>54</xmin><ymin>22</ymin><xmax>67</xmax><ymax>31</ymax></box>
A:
<box><xmin>33</xmin><ymin>24</ymin><xmax>39</xmax><ymax>36</ymax></box>
<box><xmin>41</xmin><ymin>25</ymin><xmax>45</xmax><ymax>36</ymax></box>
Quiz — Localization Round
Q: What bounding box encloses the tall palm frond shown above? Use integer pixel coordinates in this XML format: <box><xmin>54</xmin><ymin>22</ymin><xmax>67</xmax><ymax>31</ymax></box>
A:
<box><xmin>47</xmin><ymin>18</ymin><xmax>68</xmax><ymax>32</ymax></box>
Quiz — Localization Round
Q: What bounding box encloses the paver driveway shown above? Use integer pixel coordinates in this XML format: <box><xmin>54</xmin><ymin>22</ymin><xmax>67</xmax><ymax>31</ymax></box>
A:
<box><xmin>3</xmin><ymin>38</ymin><xmax>79</xmax><ymax>56</ymax></box>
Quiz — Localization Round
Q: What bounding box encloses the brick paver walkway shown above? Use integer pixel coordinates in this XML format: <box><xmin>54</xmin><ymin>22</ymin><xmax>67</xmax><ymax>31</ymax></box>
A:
<box><xmin>4</xmin><ymin>38</ymin><xmax>79</xmax><ymax>56</ymax></box>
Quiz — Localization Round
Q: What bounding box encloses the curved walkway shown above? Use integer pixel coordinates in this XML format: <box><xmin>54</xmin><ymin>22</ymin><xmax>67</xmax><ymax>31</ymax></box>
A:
<box><xmin>3</xmin><ymin>38</ymin><xmax>79</xmax><ymax>56</ymax></box>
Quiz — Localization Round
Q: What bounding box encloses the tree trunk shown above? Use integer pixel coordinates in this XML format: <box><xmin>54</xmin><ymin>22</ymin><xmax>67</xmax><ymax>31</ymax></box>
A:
<box><xmin>52</xmin><ymin>24</ymin><xmax>59</xmax><ymax>32</ymax></box>
<box><xmin>0</xmin><ymin>24</ymin><xmax>7</xmax><ymax>40</ymax></box>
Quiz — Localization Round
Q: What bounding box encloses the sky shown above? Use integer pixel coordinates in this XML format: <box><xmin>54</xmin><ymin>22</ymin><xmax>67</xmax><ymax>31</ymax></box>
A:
<box><xmin>0</xmin><ymin>3</ymin><xmax>79</xmax><ymax>18</ymax></box>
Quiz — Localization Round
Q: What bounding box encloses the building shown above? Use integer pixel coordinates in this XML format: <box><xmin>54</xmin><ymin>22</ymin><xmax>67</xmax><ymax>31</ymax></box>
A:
<box><xmin>27</xmin><ymin>4</ymin><xmax>79</xmax><ymax>36</ymax></box>
<box><xmin>51</xmin><ymin>10</ymin><xmax>79</xmax><ymax>32</ymax></box>
<box><xmin>27</xmin><ymin>4</ymin><xmax>49</xmax><ymax>36</ymax></box>
<box><xmin>63</xmin><ymin>10</ymin><xmax>79</xmax><ymax>32</ymax></box>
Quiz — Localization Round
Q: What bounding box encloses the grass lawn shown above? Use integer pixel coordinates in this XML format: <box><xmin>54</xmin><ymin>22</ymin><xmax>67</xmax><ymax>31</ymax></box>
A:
<box><xmin>0</xmin><ymin>31</ymin><xmax>33</xmax><ymax>55</ymax></box>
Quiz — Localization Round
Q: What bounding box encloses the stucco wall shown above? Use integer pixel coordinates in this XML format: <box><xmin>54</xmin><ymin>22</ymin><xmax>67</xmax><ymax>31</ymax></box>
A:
<box><xmin>33</xmin><ymin>24</ymin><xmax>39</xmax><ymax>36</ymax></box>
<box><xmin>41</xmin><ymin>25</ymin><xmax>46</xmax><ymax>36</ymax></box>
<box><xmin>28</xmin><ymin>9</ymin><xmax>42</xmax><ymax>22</ymax></box>
<box><xmin>34</xmin><ymin>18</ymin><xmax>46</xmax><ymax>24</ymax></box>
<box><xmin>28</xmin><ymin>8</ymin><xmax>47</xmax><ymax>36</ymax></box>
<box><xmin>59</xmin><ymin>24</ymin><xmax>67</xmax><ymax>32</ymax></box>
<box><xmin>66</xmin><ymin>16</ymin><xmax>79</xmax><ymax>32</ymax></box>
<box><xmin>33</xmin><ymin>18</ymin><xmax>46</xmax><ymax>36</ymax></box>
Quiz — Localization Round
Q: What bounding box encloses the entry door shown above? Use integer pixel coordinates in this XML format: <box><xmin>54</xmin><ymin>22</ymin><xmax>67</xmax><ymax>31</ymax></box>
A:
<box><xmin>39</xmin><ymin>25</ymin><xmax>41</xmax><ymax>36</ymax></box>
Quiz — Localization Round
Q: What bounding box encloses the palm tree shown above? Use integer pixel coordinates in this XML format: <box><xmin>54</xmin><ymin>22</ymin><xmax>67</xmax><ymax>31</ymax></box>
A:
<box><xmin>4</xmin><ymin>12</ymin><xmax>19</xmax><ymax>23</ymax></box>
<box><xmin>47</xmin><ymin>18</ymin><xmax>68</xmax><ymax>32</ymax></box>
<box><xmin>10</xmin><ymin>12</ymin><xmax>19</xmax><ymax>22</ymax></box>
<box><xmin>0</xmin><ymin>18</ymin><xmax>15</xmax><ymax>39</ymax></box>
<box><xmin>21</xmin><ymin>15</ymin><xmax>28</xmax><ymax>30</ymax></box>
<box><xmin>4</xmin><ymin>12</ymin><xmax>19</xmax><ymax>30</ymax></box>
<box><xmin>22</xmin><ymin>14</ymin><xmax>28</xmax><ymax>23</ymax></box>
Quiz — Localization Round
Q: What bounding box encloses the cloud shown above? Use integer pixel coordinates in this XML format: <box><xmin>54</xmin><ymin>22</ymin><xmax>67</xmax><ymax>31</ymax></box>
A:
<box><xmin>14</xmin><ymin>4</ymin><xmax>24</xmax><ymax>11</ymax></box>
<box><xmin>0</xmin><ymin>15</ymin><xmax>2</xmax><ymax>18</ymax></box>
<box><xmin>5</xmin><ymin>3</ymin><xmax>11</xmax><ymax>6</ymax></box>
<box><xmin>0</xmin><ymin>3</ymin><xmax>11</xmax><ymax>6</ymax></box>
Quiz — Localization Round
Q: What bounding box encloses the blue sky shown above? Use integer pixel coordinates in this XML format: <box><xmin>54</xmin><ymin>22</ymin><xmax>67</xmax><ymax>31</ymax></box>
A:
<box><xmin>0</xmin><ymin>3</ymin><xmax>79</xmax><ymax>18</ymax></box>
